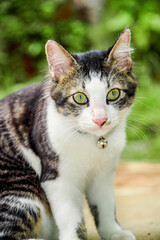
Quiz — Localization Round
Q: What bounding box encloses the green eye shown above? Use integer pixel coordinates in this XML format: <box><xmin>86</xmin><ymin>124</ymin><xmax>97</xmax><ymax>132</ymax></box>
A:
<box><xmin>73</xmin><ymin>92</ymin><xmax>88</xmax><ymax>105</ymax></box>
<box><xmin>107</xmin><ymin>88</ymin><xmax>120</xmax><ymax>101</ymax></box>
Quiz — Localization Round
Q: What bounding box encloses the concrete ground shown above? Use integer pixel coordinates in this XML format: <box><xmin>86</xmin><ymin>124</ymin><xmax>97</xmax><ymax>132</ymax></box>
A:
<box><xmin>84</xmin><ymin>162</ymin><xmax>160</xmax><ymax>240</ymax></box>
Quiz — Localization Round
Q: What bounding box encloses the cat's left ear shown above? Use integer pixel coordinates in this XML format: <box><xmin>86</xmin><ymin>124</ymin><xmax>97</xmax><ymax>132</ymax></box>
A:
<box><xmin>107</xmin><ymin>29</ymin><xmax>133</xmax><ymax>71</ymax></box>
<box><xmin>45</xmin><ymin>40</ymin><xmax>77</xmax><ymax>79</ymax></box>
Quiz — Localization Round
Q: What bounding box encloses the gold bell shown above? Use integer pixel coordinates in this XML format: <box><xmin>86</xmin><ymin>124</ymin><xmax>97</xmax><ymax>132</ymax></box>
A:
<box><xmin>97</xmin><ymin>137</ymin><xmax>108</xmax><ymax>149</ymax></box>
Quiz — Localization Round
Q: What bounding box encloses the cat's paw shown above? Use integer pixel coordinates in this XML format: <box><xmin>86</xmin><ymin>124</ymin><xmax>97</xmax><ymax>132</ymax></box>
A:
<box><xmin>109</xmin><ymin>230</ymin><xmax>136</xmax><ymax>240</ymax></box>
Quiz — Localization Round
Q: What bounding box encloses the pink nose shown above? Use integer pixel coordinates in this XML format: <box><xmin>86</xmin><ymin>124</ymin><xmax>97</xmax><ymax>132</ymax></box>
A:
<box><xmin>93</xmin><ymin>118</ymin><xmax>107</xmax><ymax>127</ymax></box>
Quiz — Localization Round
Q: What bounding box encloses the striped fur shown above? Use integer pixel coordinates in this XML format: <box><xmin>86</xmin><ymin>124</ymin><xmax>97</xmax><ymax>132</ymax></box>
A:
<box><xmin>0</xmin><ymin>84</ymin><xmax>55</xmax><ymax>240</ymax></box>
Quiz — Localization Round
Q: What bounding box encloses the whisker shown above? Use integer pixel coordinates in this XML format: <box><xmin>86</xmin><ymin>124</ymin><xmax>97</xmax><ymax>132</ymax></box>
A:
<box><xmin>135</xmin><ymin>96</ymin><xmax>149</xmax><ymax>100</ymax></box>
<box><xmin>127</xmin><ymin>118</ymin><xmax>154</xmax><ymax>132</ymax></box>
<box><xmin>128</xmin><ymin>112</ymin><xmax>151</xmax><ymax>121</ymax></box>
<box><xmin>126</xmin><ymin>126</ymin><xmax>144</xmax><ymax>143</ymax></box>
<box><xmin>119</xmin><ymin>122</ymin><xmax>144</xmax><ymax>143</ymax></box>
<box><xmin>61</xmin><ymin>128</ymin><xmax>80</xmax><ymax>145</ymax></box>
<box><xmin>134</xmin><ymin>99</ymin><xmax>152</xmax><ymax>110</ymax></box>
<box><xmin>127</xmin><ymin>122</ymin><xmax>150</xmax><ymax>144</ymax></box>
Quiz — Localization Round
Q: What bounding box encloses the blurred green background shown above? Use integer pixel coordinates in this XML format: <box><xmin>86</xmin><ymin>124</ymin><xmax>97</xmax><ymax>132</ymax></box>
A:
<box><xmin>0</xmin><ymin>0</ymin><xmax>160</xmax><ymax>161</ymax></box>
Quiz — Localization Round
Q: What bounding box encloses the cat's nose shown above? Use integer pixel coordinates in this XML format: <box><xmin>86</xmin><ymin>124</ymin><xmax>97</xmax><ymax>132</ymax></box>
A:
<box><xmin>93</xmin><ymin>118</ymin><xmax>107</xmax><ymax>127</ymax></box>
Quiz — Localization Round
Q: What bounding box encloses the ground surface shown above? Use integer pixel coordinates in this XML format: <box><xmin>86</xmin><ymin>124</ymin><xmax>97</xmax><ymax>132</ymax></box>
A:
<box><xmin>84</xmin><ymin>162</ymin><xmax>160</xmax><ymax>240</ymax></box>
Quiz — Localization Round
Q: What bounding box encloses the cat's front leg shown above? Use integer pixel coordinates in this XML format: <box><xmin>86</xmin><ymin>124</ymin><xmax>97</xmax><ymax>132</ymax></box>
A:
<box><xmin>42</xmin><ymin>179</ymin><xmax>88</xmax><ymax>240</ymax></box>
<box><xmin>86</xmin><ymin>169</ymin><xmax>136</xmax><ymax>240</ymax></box>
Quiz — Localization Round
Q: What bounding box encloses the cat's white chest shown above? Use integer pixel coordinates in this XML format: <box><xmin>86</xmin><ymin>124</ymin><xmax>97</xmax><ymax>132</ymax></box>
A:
<box><xmin>47</xmin><ymin>100</ymin><xmax>126</xmax><ymax>189</ymax></box>
<box><xmin>59</xmin><ymin>136</ymin><xmax>124</xmax><ymax>192</ymax></box>
<box><xmin>59</xmin><ymin>130</ymin><xmax>125</xmax><ymax>174</ymax></box>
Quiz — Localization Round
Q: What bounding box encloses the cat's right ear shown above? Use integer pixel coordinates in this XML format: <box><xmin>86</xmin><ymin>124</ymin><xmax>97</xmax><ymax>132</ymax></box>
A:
<box><xmin>45</xmin><ymin>40</ymin><xmax>77</xmax><ymax>80</ymax></box>
<box><xmin>106</xmin><ymin>29</ymin><xmax>133</xmax><ymax>71</ymax></box>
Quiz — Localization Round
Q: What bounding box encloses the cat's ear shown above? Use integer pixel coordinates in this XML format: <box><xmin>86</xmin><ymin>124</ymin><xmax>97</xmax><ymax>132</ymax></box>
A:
<box><xmin>45</xmin><ymin>40</ymin><xmax>77</xmax><ymax>79</ymax></box>
<box><xmin>107</xmin><ymin>29</ymin><xmax>133</xmax><ymax>71</ymax></box>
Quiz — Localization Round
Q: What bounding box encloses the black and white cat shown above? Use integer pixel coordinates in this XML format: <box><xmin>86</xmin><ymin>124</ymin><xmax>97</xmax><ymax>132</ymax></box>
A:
<box><xmin>0</xmin><ymin>29</ymin><xmax>137</xmax><ymax>240</ymax></box>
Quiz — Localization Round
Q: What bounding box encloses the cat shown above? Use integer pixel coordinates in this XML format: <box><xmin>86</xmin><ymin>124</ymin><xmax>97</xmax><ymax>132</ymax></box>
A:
<box><xmin>0</xmin><ymin>28</ymin><xmax>137</xmax><ymax>240</ymax></box>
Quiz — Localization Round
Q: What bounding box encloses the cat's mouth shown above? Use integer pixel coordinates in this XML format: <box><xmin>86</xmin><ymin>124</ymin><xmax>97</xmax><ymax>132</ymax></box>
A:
<box><xmin>78</xmin><ymin>121</ymin><xmax>114</xmax><ymax>137</ymax></box>
<box><xmin>77</xmin><ymin>128</ymin><xmax>106</xmax><ymax>137</ymax></box>
<box><xmin>91</xmin><ymin>127</ymin><xmax>110</xmax><ymax>136</ymax></box>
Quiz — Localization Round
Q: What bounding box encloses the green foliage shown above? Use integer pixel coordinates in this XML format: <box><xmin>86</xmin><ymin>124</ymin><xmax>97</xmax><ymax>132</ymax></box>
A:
<box><xmin>0</xmin><ymin>0</ymin><xmax>89</xmax><ymax>88</ymax></box>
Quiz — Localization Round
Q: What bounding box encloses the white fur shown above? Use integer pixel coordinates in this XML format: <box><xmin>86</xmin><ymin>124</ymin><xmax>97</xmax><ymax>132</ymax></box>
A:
<box><xmin>0</xmin><ymin>232</ymin><xmax>5</xmax><ymax>237</ymax></box>
<box><xmin>113</xmin><ymin>43</ymin><xmax>133</xmax><ymax>59</ymax></box>
<box><xmin>19</xmin><ymin>145</ymin><xmax>42</xmax><ymax>177</ymax></box>
<box><xmin>18</xmin><ymin>197</ymin><xmax>57</xmax><ymax>239</ymax></box>
<box><xmin>42</xmin><ymin>73</ymin><xmax>135</xmax><ymax>240</ymax></box>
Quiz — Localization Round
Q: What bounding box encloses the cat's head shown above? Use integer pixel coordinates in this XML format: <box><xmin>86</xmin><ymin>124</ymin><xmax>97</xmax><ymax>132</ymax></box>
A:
<box><xmin>45</xmin><ymin>29</ymin><xmax>137</xmax><ymax>137</ymax></box>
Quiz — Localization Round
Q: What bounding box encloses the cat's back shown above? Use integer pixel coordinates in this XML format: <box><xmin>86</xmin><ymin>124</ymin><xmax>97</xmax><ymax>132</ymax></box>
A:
<box><xmin>0</xmin><ymin>82</ymin><xmax>44</xmax><ymax>178</ymax></box>
<box><xmin>0</xmin><ymin>83</ymin><xmax>42</xmax><ymax>143</ymax></box>
<box><xmin>0</xmin><ymin>82</ymin><xmax>48</xmax><ymax>199</ymax></box>
<box><xmin>0</xmin><ymin>83</ymin><xmax>54</xmax><ymax>239</ymax></box>
<box><xmin>0</xmin><ymin>82</ymin><xmax>42</xmax><ymax>119</ymax></box>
